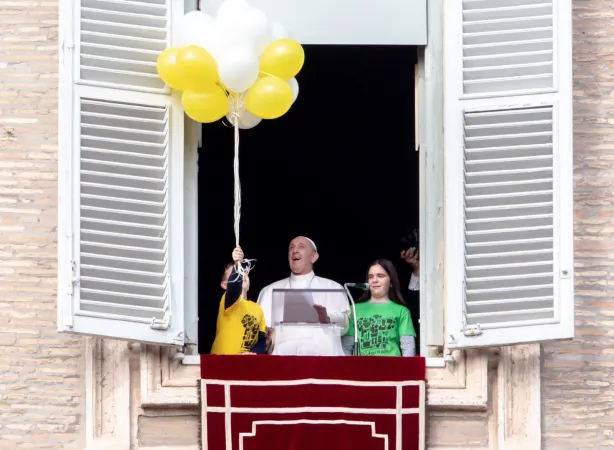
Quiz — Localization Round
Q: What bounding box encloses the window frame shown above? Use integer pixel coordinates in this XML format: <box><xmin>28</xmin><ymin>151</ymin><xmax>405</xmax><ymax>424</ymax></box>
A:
<box><xmin>184</xmin><ymin>2</ymin><xmax>445</xmax><ymax>363</ymax></box>
<box><xmin>187</xmin><ymin>0</ymin><xmax>573</xmax><ymax>360</ymax></box>
<box><xmin>417</xmin><ymin>0</ymin><xmax>446</xmax><ymax>358</ymax></box>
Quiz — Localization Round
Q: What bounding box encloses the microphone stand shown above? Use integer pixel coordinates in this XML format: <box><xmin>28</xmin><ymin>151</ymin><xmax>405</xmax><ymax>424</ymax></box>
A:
<box><xmin>343</xmin><ymin>283</ymin><xmax>360</xmax><ymax>356</ymax></box>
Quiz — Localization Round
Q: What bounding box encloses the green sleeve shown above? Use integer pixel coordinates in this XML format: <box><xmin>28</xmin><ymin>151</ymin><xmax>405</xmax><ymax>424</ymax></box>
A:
<box><xmin>345</xmin><ymin>309</ymin><xmax>355</xmax><ymax>337</ymax></box>
<box><xmin>399</xmin><ymin>306</ymin><xmax>416</xmax><ymax>338</ymax></box>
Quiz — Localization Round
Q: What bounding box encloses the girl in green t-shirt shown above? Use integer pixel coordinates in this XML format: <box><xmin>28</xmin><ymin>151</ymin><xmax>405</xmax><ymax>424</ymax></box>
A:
<box><xmin>343</xmin><ymin>259</ymin><xmax>416</xmax><ymax>356</ymax></box>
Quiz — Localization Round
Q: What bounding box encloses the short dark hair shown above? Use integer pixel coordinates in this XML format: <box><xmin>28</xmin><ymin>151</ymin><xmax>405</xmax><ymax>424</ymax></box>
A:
<box><xmin>221</xmin><ymin>263</ymin><xmax>233</xmax><ymax>282</ymax></box>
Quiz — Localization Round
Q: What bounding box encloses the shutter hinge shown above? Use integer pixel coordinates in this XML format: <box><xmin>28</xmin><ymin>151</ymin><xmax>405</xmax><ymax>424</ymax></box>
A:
<box><xmin>462</xmin><ymin>280</ymin><xmax>482</xmax><ymax>337</ymax></box>
<box><xmin>67</xmin><ymin>260</ymin><xmax>79</xmax><ymax>296</ymax></box>
<box><xmin>173</xmin><ymin>332</ymin><xmax>185</xmax><ymax>347</ymax></box>
<box><xmin>150</xmin><ymin>312</ymin><xmax>171</xmax><ymax>331</ymax></box>
<box><xmin>61</xmin><ymin>39</ymin><xmax>75</xmax><ymax>52</ymax></box>
<box><xmin>463</xmin><ymin>324</ymin><xmax>483</xmax><ymax>337</ymax></box>
<box><xmin>65</xmin><ymin>260</ymin><xmax>78</xmax><ymax>328</ymax></box>
<box><xmin>67</xmin><ymin>260</ymin><xmax>75</xmax><ymax>296</ymax></box>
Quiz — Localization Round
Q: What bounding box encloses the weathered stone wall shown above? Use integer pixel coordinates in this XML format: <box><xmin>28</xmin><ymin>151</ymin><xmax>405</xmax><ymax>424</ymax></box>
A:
<box><xmin>541</xmin><ymin>1</ymin><xmax>614</xmax><ymax>448</ymax></box>
<box><xmin>0</xmin><ymin>1</ymin><xmax>85</xmax><ymax>448</ymax></box>
<box><xmin>0</xmin><ymin>0</ymin><xmax>606</xmax><ymax>448</ymax></box>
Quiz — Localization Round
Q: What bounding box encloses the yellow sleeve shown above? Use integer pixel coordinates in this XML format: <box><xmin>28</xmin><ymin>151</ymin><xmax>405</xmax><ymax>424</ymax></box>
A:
<box><xmin>215</xmin><ymin>295</ymin><xmax>225</xmax><ymax>333</ymax></box>
<box><xmin>218</xmin><ymin>294</ymin><xmax>226</xmax><ymax>313</ymax></box>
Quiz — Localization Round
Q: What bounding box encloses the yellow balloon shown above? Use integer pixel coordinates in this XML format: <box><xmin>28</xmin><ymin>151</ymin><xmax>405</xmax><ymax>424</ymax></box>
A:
<box><xmin>259</xmin><ymin>39</ymin><xmax>305</xmax><ymax>80</ymax></box>
<box><xmin>245</xmin><ymin>76</ymin><xmax>293</xmax><ymax>120</ymax></box>
<box><xmin>157</xmin><ymin>47</ymin><xmax>188</xmax><ymax>91</ymax></box>
<box><xmin>176</xmin><ymin>45</ymin><xmax>218</xmax><ymax>91</ymax></box>
<box><xmin>182</xmin><ymin>86</ymin><xmax>229</xmax><ymax>123</ymax></box>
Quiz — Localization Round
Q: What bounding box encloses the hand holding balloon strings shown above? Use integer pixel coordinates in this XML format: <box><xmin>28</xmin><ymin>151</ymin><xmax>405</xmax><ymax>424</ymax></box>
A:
<box><xmin>229</xmin><ymin>245</ymin><xmax>256</xmax><ymax>283</ymax></box>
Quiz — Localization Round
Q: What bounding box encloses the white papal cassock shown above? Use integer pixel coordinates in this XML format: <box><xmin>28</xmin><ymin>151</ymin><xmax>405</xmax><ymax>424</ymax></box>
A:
<box><xmin>257</xmin><ymin>271</ymin><xmax>350</xmax><ymax>356</ymax></box>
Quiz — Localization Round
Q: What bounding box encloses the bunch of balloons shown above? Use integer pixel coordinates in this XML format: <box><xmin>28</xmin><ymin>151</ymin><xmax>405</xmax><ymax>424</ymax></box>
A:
<box><xmin>156</xmin><ymin>0</ymin><xmax>304</xmax><ymax>129</ymax></box>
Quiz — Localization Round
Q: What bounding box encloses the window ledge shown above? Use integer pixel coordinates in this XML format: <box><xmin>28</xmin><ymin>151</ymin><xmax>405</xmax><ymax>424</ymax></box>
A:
<box><xmin>182</xmin><ymin>355</ymin><xmax>200</xmax><ymax>365</ymax></box>
<box><xmin>425</xmin><ymin>357</ymin><xmax>446</xmax><ymax>368</ymax></box>
<box><xmin>184</xmin><ymin>355</ymin><xmax>445</xmax><ymax>367</ymax></box>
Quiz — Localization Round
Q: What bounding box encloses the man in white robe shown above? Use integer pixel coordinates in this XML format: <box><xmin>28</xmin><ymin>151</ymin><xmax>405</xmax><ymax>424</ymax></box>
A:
<box><xmin>257</xmin><ymin>236</ymin><xmax>350</xmax><ymax>356</ymax></box>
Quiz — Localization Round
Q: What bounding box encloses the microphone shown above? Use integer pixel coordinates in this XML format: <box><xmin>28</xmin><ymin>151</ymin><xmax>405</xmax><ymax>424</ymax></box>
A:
<box><xmin>343</xmin><ymin>283</ymin><xmax>367</xmax><ymax>356</ymax></box>
<box><xmin>346</xmin><ymin>283</ymin><xmax>369</xmax><ymax>290</ymax></box>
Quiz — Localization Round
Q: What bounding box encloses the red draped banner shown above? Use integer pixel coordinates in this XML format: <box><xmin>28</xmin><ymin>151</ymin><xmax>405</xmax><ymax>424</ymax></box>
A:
<box><xmin>200</xmin><ymin>355</ymin><xmax>426</xmax><ymax>450</ymax></box>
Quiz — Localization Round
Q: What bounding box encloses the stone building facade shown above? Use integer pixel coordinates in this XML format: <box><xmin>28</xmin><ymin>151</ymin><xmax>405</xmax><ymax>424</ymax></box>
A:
<box><xmin>0</xmin><ymin>0</ymin><xmax>605</xmax><ymax>448</ymax></box>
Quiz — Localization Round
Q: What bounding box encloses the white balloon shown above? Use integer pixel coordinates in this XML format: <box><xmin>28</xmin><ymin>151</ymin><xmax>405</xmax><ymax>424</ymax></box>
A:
<box><xmin>217</xmin><ymin>0</ymin><xmax>252</xmax><ymax>23</ymax></box>
<box><xmin>179</xmin><ymin>11</ymin><xmax>215</xmax><ymax>46</ymax></box>
<box><xmin>244</xmin><ymin>8</ymin><xmax>271</xmax><ymax>54</ymax></box>
<box><xmin>211</xmin><ymin>38</ymin><xmax>229</xmax><ymax>61</ymax></box>
<box><xmin>217</xmin><ymin>46</ymin><xmax>259</xmax><ymax>93</ymax></box>
<box><xmin>227</xmin><ymin>110</ymin><xmax>262</xmax><ymax>129</ymax></box>
<box><xmin>288</xmin><ymin>77</ymin><xmax>299</xmax><ymax>103</ymax></box>
<box><xmin>218</xmin><ymin>7</ymin><xmax>271</xmax><ymax>55</ymax></box>
<box><xmin>182</xmin><ymin>23</ymin><xmax>223</xmax><ymax>57</ymax></box>
<box><xmin>271</xmin><ymin>22</ymin><xmax>289</xmax><ymax>40</ymax></box>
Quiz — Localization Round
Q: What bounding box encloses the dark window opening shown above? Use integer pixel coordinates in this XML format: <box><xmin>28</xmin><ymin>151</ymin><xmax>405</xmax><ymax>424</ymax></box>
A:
<box><xmin>198</xmin><ymin>45</ymin><xmax>419</xmax><ymax>354</ymax></box>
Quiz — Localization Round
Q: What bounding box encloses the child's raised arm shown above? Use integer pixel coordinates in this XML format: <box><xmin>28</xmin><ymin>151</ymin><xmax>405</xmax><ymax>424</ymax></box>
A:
<box><xmin>225</xmin><ymin>247</ymin><xmax>245</xmax><ymax>309</ymax></box>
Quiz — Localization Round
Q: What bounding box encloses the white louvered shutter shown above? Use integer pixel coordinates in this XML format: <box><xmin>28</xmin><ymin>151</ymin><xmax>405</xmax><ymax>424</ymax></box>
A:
<box><xmin>58</xmin><ymin>0</ymin><xmax>186</xmax><ymax>345</ymax></box>
<box><xmin>79</xmin><ymin>0</ymin><xmax>168</xmax><ymax>91</ymax></box>
<box><xmin>444</xmin><ymin>0</ymin><xmax>574</xmax><ymax>348</ymax></box>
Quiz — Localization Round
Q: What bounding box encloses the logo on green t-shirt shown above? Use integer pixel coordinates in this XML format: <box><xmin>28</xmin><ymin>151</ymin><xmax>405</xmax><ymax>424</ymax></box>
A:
<box><xmin>359</xmin><ymin>315</ymin><xmax>396</xmax><ymax>353</ymax></box>
<box><xmin>350</xmin><ymin>301</ymin><xmax>415</xmax><ymax>357</ymax></box>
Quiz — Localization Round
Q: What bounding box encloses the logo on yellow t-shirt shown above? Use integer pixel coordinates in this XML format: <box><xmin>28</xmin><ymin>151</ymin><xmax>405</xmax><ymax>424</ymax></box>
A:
<box><xmin>211</xmin><ymin>295</ymin><xmax>267</xmax><ymax>355</ymax></box>
<box><xmin>240</xmin><ymin>314</ymin><xmax>260</xmax><ymax>352</ymax></box>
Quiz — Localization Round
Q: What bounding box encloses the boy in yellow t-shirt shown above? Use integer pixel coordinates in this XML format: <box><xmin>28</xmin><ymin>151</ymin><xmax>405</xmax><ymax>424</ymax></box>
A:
<box><xmin>211</xmin><ymin>247</ymin><xmax>267</xmax><ymax>355</ymax></box>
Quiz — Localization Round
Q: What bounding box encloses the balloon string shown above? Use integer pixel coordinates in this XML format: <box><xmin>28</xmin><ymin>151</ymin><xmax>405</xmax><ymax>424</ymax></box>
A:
<box><xmin>232</xmin><ymin>114</ymin><xmax>241</xmax><ymax>247</ymax></box>
<box><xmin>229</xmin><ymin>94</ymin><xmax>248</xmax><ymax>278</ymax></box>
